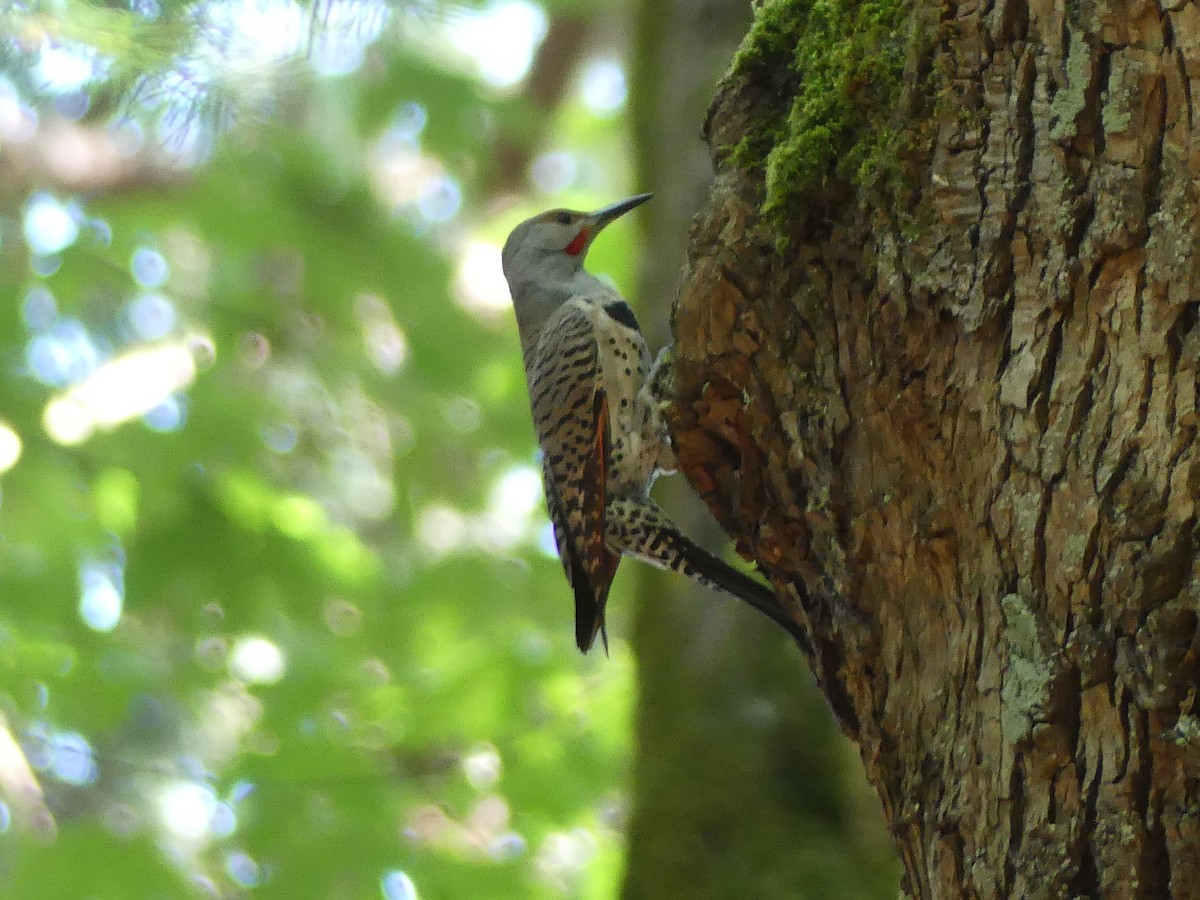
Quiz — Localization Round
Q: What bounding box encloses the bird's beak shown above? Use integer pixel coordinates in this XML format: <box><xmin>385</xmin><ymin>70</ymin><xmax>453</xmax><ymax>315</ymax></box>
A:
<box><xmin>565</xmin><ymin>193</ymin><xmax>651</xmax><ymax>257</ymax></box>
<box><xmin>588</xmin><ymin>192</ymin><xmax>652</xmax><ymax>232</ymax></box>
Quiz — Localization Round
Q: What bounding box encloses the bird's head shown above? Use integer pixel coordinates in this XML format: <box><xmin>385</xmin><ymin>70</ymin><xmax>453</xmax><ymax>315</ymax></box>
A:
<box><xmin>501</xmin><ymin>193</ymin><xmax>652</xmax><ymax>290</ymax></box>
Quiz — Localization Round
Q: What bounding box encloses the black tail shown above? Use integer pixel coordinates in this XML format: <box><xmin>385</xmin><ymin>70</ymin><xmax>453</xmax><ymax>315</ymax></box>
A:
<box><xmin>605</xmin><ymin>498</ymin><xmax>811</xmax><ymax>652</ymax></box>
<box><xmin>676</xmin><ymin>538</ymin><xmax>813</xmax><ymax>653</ymax></box>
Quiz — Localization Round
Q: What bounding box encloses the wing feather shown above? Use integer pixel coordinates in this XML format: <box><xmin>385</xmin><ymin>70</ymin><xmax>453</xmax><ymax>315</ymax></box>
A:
<box><xmin>527</xmin><ymin>301</ymin><xmax>619</xmax><ymax>652</ymax></box>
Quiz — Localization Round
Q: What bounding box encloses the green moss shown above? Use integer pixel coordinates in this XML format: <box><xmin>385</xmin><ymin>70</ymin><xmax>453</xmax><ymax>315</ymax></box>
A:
<box><xmin>728</xmin><ymin>0</ymin><xmax>923</xmax><ymax>227</ymax></box>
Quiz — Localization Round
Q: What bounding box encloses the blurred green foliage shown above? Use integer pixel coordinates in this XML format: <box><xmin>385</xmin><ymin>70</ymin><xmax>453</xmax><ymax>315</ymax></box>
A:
<box><xmin>0</xmin><ymin>2</ymin><xmax>646</xmax><ymax>897</ymax></box>
<box><xmin>0</xmin><ymin>3</ymin><xmax>902</xmax><ymax>898</ymax></box>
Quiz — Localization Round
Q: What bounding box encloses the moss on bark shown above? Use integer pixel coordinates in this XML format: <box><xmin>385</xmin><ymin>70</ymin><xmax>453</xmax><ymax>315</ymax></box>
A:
<box><xmin>722</xmin><ymin>0</ymin><xmax>934</xmax><ymax>231</ymax></box>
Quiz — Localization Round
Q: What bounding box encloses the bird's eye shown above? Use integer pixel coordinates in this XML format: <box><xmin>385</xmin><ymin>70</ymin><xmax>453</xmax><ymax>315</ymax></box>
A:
<box><xmin>554</xmin><ymin>211</ymin><xmax>572</xmax><ymax>225</ymax></box>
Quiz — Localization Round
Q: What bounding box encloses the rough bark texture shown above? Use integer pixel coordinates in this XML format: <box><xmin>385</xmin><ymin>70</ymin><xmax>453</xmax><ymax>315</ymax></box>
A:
<box><xmin>622</xmin><ymin>3</ymin><xmax>898</xmax><ymax>897</ymax></box>
<box><xmin>669</xmin><ymin>1</ymin><xmax>1200</xmax><ymax>897</ymax></box>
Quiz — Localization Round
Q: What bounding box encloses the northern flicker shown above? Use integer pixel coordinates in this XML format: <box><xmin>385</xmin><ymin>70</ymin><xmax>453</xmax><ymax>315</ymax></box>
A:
<box><xmin>502</xmin><ymin>193</ymin><xmax>807</xmax><ymax>653</ymax></box>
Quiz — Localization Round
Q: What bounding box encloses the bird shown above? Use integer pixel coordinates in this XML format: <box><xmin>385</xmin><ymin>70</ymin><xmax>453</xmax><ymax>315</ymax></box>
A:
<box><xmin>501</xmin><ymin>193</ymin><xmax>808</xmax><ymax>653</ymax></box>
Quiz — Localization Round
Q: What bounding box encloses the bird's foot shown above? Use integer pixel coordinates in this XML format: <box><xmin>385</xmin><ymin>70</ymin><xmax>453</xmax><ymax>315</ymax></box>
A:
<box><xmin>646</xmin><ymin>343</ymin><xmax>675</xmax><ymax>404</ymax></box>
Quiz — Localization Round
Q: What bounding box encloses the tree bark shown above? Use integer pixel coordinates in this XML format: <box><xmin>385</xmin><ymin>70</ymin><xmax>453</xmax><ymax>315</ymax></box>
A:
<box><xmin>668</xmin><ymin>1</ymin><xmax>1200</xmax><ymax>897</ymax></box>
<box><xmin>623</xmin><ymin>2</ymin><xmax>897</xmax><ymax>897</ymax></box>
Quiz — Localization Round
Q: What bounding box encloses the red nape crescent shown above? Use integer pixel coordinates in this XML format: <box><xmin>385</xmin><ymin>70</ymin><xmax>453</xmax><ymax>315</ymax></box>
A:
<box><xmin>564</xmin><ymin>227</ymin><xmax>590</xmax><ymax>256</ymax></box>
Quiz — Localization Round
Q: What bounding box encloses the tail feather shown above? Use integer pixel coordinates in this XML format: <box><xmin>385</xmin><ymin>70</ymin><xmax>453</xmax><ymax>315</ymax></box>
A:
<box><xmin>670</xmin><ymin>534</ymin><xmax>812</xmax><ymax>652</ymax></box>
<box><xmin>606</xmin><ymin>498</ymin><xmax>811</xmax><ymax>651</ymax></box>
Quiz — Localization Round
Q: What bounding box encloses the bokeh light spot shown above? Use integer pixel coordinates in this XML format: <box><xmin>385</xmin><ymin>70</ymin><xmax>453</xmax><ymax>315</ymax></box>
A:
<box><xmin>158</xmin><ymin>780</ymin><xmax>217</xmax><ymax>842</ymax></box>
<box><xmin>453</xmin><ymin>241</ymin><xmax>511</xmax><ymax>317</ymax></box>
<box><xmin>43</xmin><ymin>396</ymin><xmax>91</xmax><ymax>446</ymax></box>
<box><xmin>537</xmin><ymin>521</ymin><xmax>559</xmax><ymax>559</ymax></box>
<box><xmin>417</xmin><ymin>174</ymin><xmax>462</xmax><ymax>223</ymax></box>
<box><xmin>200</xmin><ymin>0</ymin><xmax>305</xmax><ymax>68</ymax></box>
<box><xmin>127</xmin><ymin>293</ymin><xmax>177</xmax><ymax>339</ymax></box>
<box><xmin>229</xmin><ymin>635</ymin><xmax>286</xmax><ymax>685</ymax></box>
<box><xmin>23</xmin><ymin>193</ymin><xmax>80</xmax><ymax>257</ymax></box>
<box><xmin>581</xmin><ymin>59</ymin><xmax>628</xmax><ymax>114</ymax></box>
<box><xmin>489</xmin><ymin>831</ymin><xmax>527</xmax><ymax>860</ymax></box>
<box><xmin>22</xmin><ymin>287</ymin><xmax>57</xmax><ymax>330</ymax></box>
<box><xmin>26</xmin><ymin>318</ymin><xmax>100</xmax><ymax>386</ymax></box>
<box><xmin>49</xmin><ymin>731</ymin><xmax>97</xmax><ymax>785</ymax></box>
<box><xmin>530</xmin><ymin>151</ymin><xmax>577</xmax><ymax>193</ymax></box>
<box><xmin>144</xmin><ymin>395</ymin><xmax>187</xmax><ymax>432</ymax></box>
<box><xmin>358</xmin><ymin>293</ymin><xmax>409</xmax><ymax>374</ymax></box>
<box><xmin>87</xmin><ymin>217</ymin><xmax>113</xmax><ymax>246</ymax></box>
<box><xmin>417</xmin><ymin>505</ymin><xmax>466</xmax><ymax>554</ymax></box>
<box><xmin>79</xmin><ymin>561</ymin><xmax>123</xmax><ymax>632</ymax></box>
<box><xmin>131</xmin><ymin>247</ymin><xmax>170</xmax><ymax>289</ymax></box>
<box><xmin>366</xmin><ymin>321</ymin><xmax>408</xmax><ymax>374</ymax></box>
<box><xmin>445</xmin><ymin>397</ymin><xmax>482</xmax><ymax>433</ymax></box>
<box><xmin>53</xmin><ymin>90</ymin><xmax>89</xmax><ymax>120</ymax></box>
<box><xmin>31</xmin><ymin>254</ymin><xmax>62</xmax><ymax>277</ymax></box>
<box><xmin>450</xmin><ymin>0</ymin><xmax>547</xmax><ymax>88</ymax></box>
<box><xmin>0</xmin><ymin>78</ymin><xmax>37</xmax><ymax>141</ymax></box>
<box><xmin>42</xmin><ymin>339</ymin><xmax>200</xmax><ymax>445</ymax></box>
<box><xmin>381</xmin><ymin>870</ymin><xmax>418</xmax><ymax>900</ymax></box>
<box><xmin>324</xmin><ymin>598</ymin><xmax>363</xmax><ymax>636</ymax></box>
<box><xmin>195</xmin><ymin>636</ymin><xmax>229</xmax><ymax>672</ymax></box>
<box><xmin>226</xmin><ymin>851</ymin><xmax>260</xmax><ymax>887</ymax></box>
<box><xmin>393</xmin><ymin>101</ymin><xmax>426</xmax><ymax>139</ymax></box>
<box><xmin>535</xmin><ymin>829</ymin><xmax>595</xmax><ymax>886</ymax></box>
<box><xmin>239</xmin><ymin>332</ymin><xmax>271</xmax><ymax>368</ymax></box>
<box><xmin>462</xmin><ymin>743</ymin><xmax>502</xmax><ymax>790</ymax></box>
<box><xmin>309</xmin><ymin>0</ymin><xmax>387</xmax><ymax>76</ymax></box>
<box><xmin>208</xmin><ymin>801</ymin><xmax>236</xmax><ymax>840</ymax></box>
<box><xmin>0</xmin><ymin>422</ymin><xmax>22</xmax><ymax>473</ymax></box>
<box><xmin>491</xmin><ymin>466</ymin><xmax>542</xmax><ymax>517</ymax></box>
<box><xmin>33</xmin><ymin>41</ymin><xmax>102</xmax><ymax>94</ymax></box>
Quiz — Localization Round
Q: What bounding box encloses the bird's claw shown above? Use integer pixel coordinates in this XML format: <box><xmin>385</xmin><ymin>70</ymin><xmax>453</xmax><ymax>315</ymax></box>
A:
<box><xmin>646</xmin><ymin>343</ymin><xmax>675</xmax><ymax>405</ymax></box>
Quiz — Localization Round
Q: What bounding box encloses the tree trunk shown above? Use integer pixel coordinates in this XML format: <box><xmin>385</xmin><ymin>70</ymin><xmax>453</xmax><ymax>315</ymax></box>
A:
<box><xmin>622</xmin><ymin>2</ymin><xmax>898</xmax><ymax>897</ymax></box>
<box><xmin>667</xmin><ymin>0</ymin><xmax>1200</xmax><ymax>897</ymax></box>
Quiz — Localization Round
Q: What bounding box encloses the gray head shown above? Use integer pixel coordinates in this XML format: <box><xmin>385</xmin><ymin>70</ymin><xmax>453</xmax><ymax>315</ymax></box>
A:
<box><xmin>501</xmin><ymin>194</ymin><xmax>652</xmax><ymax>321</ymax></box>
